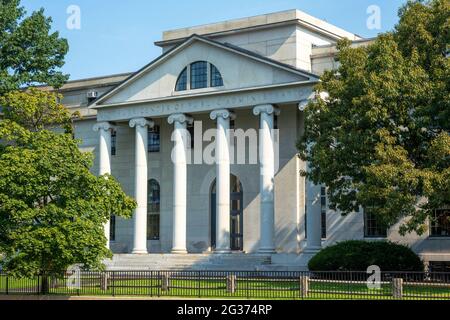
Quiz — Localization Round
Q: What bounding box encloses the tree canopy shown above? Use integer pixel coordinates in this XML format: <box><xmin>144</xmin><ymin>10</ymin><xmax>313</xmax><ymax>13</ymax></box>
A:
<box><xmin>0</xmin><ymin>0</ymin><xmax>69</xmax><ymax>93</ymax></box>
<box><xmin>298</xmin><ymin>0</ymin><xmax>449</xmax><ymax>235</ymax></box>
<box><xmin>0</xmin><ymin>90</ymin><xmax>136</xmax><ymax>277</ymax></box>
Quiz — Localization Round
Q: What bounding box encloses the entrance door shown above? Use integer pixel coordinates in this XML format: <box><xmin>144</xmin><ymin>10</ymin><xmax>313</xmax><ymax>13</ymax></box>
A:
<box><xmin>210</xmin><ymin>175</ymin><xmax>243</xmax><ymax>251</ymax></box>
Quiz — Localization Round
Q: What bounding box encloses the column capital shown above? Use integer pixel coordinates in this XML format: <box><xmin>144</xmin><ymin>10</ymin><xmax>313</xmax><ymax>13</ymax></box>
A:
<box><xmin>210</xmin><ymin>109</ymin><xmax>236</xmax><ymax>121</ymax></box>
<box><xmin>299</xmin><ymin>92</ymin><xmax>329</xmax><ymax>111</ymax></box>
<box><xmin>129</xmin><ymin>118</ymin><xmax>154</xmax><ymax>128</ymax></box>
<box><xmin>253</xmin><ymin>104</ymin><xmax>280</xmax><ymax>116</ymax></box>
<box><xmin>93</xmin><ymin>122</ymin><xmax>115</xmax><ymax>132</ymax></box>
<box><xmin>168</xmin><ymin>113</ymin><xmax>193</xmax><ymax>125</ymax></box>
<box><xmin>298</xmin><ymin>100</ymin><xmax>309</xmax><ymax>111</ymax></box>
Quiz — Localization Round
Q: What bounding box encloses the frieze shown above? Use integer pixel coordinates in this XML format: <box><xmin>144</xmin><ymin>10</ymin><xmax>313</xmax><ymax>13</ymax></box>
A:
<box><xmin>97</xmin><ymin>85</ymin><xmax>313</xmax><ymax>122</ymax></box>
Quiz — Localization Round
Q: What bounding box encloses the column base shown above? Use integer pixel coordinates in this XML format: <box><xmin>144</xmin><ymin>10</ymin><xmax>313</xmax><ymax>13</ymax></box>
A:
<box><xmin>171</xmin><ymin>248</ymin><xmax>188</xmax><ymax>254</ymax></box>
<box><xmin>303</xmin><ymin>246</ymin><xmax>322</xmax><ymax>254</ymax></box>
<box><xmin>214</xmin><ymin>249</ymin><xmax>231</xmax><ymax>254</ymax></box>
<box><xmin>258</xmin><ymin>247</ymin><xmax>276</xmax><ymax>254</ymax></box>
<box><xmin>132</xmin><ymin>249</ymin><xmax>148</xmax><ymax>254</ymax></box>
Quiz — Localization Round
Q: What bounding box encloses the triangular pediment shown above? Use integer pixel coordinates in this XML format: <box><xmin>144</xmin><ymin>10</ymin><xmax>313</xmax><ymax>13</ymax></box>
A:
<box><xmin>91</xmin><ymin>35</ymin><xmax>318</xmax><ymax>107</ymax></box>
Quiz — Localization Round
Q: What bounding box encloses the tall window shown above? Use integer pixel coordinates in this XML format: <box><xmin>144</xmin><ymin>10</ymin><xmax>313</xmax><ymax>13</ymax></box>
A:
<box><xmin>187</xmin><ymin>123</ymin><xmax>195</xmax><ymax>149</ymax></box>
<box><xmin>304</xmin><ymin>186</ymin><xmax>327</xmax><ymax>239</ymax></box>
<box><xmin>147</xmin><ymin>179</ymin><xmax>160</xmax><ymax>240</ymax></box>
<box><xmin>190</xmin><ymin>61</ymin><xmax>208</xmax><ymax>89</ymax></box>
<box><xmin>210</xmin><ymin>64</ymin><xmax>223</xmax><ymax>87</ymax></box>
<box><xmin>321</xmin><ymin>187</ymin><xmax>327</xmax><ymax>239</ymax></box>
<box><xmin>110</xmin><ymin>215</ymin><xmax>116</xmax><ymax>241</ymax></box>
<box><xmin>430</xmin><ymin>209</ymin><xmax>450</xmax><ymax>237</ymax></box>
<box><xmin>175</xmin><ymin>61</ymin><xmax>223</xmax><ymax>92</ymax></box>
<box><xmin>111</xmin><ymin>129</ymin><xmax>117</xmax><ymax>156</ymax></box>
<box><xmin>148</xmin><ymin>125</ymin><xmax>160</xmax><ymax>153</ymax></box>
<box><xmin>364</xmin><ymin>207</ymin><xmax>387</xmax><ymax>238</ymax></box>
<box><xmin>175</xmin><ymin>67</ymin><xmax>187</xmax><ymax>91</ymax></box>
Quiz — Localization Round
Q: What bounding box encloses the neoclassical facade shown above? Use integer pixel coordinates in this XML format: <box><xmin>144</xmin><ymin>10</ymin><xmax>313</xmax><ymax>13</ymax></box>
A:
<box><xmin>49</xmin><ymin>10</ymin><xmax>449</xmax><ymax>270</ymax></box>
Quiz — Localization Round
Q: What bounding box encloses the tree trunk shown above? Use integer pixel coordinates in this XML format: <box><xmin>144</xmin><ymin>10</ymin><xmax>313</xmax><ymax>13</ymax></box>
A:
<box><xmin>41</xmin><ymin>275</ymin><xmax>49</xmax><ymax>294</ymax></box>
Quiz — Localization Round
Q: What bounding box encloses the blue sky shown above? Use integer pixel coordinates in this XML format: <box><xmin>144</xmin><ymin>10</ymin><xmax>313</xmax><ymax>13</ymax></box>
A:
<box><xmin>21</xmin><ymin>0</ymin><xmax>407</xmax><ymax>80</ymax></box>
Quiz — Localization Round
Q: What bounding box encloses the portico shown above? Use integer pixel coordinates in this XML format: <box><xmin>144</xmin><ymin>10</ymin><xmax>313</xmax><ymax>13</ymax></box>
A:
<box><xmin>88</xmin><ymin>33</ymin><xmax>324</xmax><ymax>259</ymax></box>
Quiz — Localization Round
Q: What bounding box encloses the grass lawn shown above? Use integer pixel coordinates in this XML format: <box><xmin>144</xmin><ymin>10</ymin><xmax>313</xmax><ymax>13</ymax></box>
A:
<box><xmin>1</xmin><ymin>274</ymin><xmax>448</xmax><ymax>300</ymax></box>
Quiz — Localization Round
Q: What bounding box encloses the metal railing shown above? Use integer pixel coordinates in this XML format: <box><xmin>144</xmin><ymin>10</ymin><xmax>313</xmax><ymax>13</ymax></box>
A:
<box><xmin>0</xmin><ymin>270</ymin><xmax>449</xmax><ymax>300</ymax></box>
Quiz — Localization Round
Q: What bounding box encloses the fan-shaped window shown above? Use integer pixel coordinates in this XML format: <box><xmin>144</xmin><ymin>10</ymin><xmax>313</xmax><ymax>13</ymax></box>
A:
<box><xmin>190</xmin><ymin>61</ymin><xmax>208</xmax><ymax>89</ymax></box>
<box><xmin>147</xmin><ymin>179</ymin><xmax>160</xmax><ymax>240</ymax></box>
<box><xmin>175</xmin><ymin>67</ymin><xmax>187</xmax><ymax>91</ymax></box>
<box><xmin>174</xmin><ymin>61</ymin><xmax>223</xmax><ymax>92</ymax></box>
<box><xmin>210</xmin><ymin>64</ymin><xmax>223</xmax><ymax>87</ymax></box>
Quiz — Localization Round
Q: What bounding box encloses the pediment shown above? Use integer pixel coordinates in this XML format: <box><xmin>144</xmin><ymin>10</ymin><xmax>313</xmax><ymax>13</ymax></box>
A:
<box><xmin>91</xmin><ymin>35</ymin><xmax>318</xmax><ymax>107</ymax></box>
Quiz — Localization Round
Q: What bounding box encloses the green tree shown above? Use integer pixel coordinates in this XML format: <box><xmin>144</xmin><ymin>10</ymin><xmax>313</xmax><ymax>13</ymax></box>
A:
<box><xmin>0</xmin><ymin>0</ymin><xmax>69</xmax><ymax>93</ymax></box>
<box><xmin>297</xmin><ymin>0</ymin><xmax>449</xmax><ymax>235</ymax></box>
<box><xmin>0</xmin><ymin>89</ymin><xmax>136</xmax><ymax>278</ymax></box>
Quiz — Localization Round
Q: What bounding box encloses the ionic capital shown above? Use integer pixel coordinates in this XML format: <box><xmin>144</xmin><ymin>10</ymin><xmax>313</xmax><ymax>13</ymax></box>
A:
<box><xmin>210</xmin><ymin>109</ymin><xmax>236</xmax><ymax>121</ymax></box>
<box><xmin>129</xmin><ymin>118</ymin><xmax>154</xmax><ymax>128</ymax></box>
<box><xmin>93</xmin><ymin>122</ymin><xmax>115</xmax><ymax>132</ymax></box>
<box><xmin>253</xmin><ymin>104</ymin><xmax>280</xmax><ymax>116</ymax></box>
<box><xmin>168</xmin><ymin>113</ymin><xmax>193</xmax><ymax>125</ymax></box>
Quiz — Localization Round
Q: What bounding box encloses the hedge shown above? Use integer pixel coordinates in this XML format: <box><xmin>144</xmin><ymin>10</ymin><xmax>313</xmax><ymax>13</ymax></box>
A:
<box><xmin>308</xmin><ymin>240</ymin><xmax>424</xmax><ymax>271</ymax></box>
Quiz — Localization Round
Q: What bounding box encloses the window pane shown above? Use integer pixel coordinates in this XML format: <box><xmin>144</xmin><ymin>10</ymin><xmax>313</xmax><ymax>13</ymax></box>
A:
<box><xmin>110</xmin><ymin>215</ymin><xmax>116</xmax><ymax>241</ymax></box>
<box><xmin>147</xmin><ymin>214</ymin><xmax>160</xmax><ymax>240</ymax></box>
<box><xmin>147</xmin><ymin>179</ymin><xmax>160</xmax><ymax>240</ymax></box>
<box><xmin>148</xmin><ymin>125</ymin><xmax>160</xmax><ymax>153</ymax></box>
<box><xmin>175</xmin><ymin>67</ymin><xmax>187</xmax><ymax>91</ymax></box>
<box><xmin>364</xmin><ymin>208</ymin><xmax>387</xmax><ymax>237</ymax></box>
<box><xmin>320</xmin><ymin>187</ymin><xmax>327</xmax><ymax>238</ymax></box>
<box><xmin>190</xmin><ymin>61</ymin><xmax>207</xmax><ymax>89</ymax></box>
<box><xmin>111</xmin><ymin>130</ymin><xmax>117</xmax><ymax>156</ymax></box>
<box><xmin>210</xmin><ymin>64</ymin><xmax>223</xmax><ymax>87</ymax></box>
<box><xmin>430</xmin><ymin>209</ymin><xmax>450</xmax><ymax>237</ymax></box>
<box><xmin>187</xmin><ymin>124</ymin><xmax>194</xmax><ymax>149</ymax></box>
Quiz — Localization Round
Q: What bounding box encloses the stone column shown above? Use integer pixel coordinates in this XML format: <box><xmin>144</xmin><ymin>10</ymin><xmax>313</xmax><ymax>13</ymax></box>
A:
<box><xmin>129</xmin><ymin>118</ymin><xmax>154</xmax><ymax>254</ymax></box>
<box><xmin>298</xmin><ymin>101</ymin><xmax>322</xmax><ymax>253</ymax></box>
<box><xmin>305</xmin><ymin>180</ymin><xmax>322</xmax><ymax>253</ymax></box>
<box><xmin>210</xmin><ymin>109</ymin><xmax>235</xmax><ymax>253</ymax></box>
<box><xmin>93</xmin><ymin>122</ymin><xmax>115</xmax><ymax>249</ymax></box>
<box><xmin>168</xmin><ymin>113</ymin><xmax>193</xmax><ymax>254</ymax></box>
<box><xmin>253</xmin><ymin>104</ymin><xmax>280</xmax><ymax>254</ymax></box>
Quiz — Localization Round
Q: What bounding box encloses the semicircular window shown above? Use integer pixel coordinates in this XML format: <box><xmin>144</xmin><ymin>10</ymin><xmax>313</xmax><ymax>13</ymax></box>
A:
<box><xmin>175</xmin><ymin>67</ymin><xmax>187</xmax><ymax>91</ymax></box>
<box><xmin>175</xmin><ymin>61</ymin><xmax>223</xmax><ymax>92</ymax></box>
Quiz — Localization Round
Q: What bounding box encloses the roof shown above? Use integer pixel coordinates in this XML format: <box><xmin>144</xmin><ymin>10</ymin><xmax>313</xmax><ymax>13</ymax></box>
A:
<box><xmin>38</xmin><ymin>72</ymin><xmax>133</xmax><ymax>92</ymax></box>
<box><xmin>156</xmin><ymin>9</ymin><xmax>362</xmax><ymax>47</ymax></box>
<box><xmin>89</xmin><ymin>34</ymin><xmax>320</xmax><ymax>107</ymax></box>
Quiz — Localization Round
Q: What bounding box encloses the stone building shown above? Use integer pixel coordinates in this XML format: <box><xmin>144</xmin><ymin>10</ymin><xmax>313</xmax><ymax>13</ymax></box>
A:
<box><xmin>44</xmin><ymin>10</ymin><xmax>449</xmax><ymax>270</ymax></box>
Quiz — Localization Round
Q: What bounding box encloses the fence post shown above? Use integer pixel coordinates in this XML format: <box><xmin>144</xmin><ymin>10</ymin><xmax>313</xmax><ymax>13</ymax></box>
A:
<box><xmin>161</xmin><ymin>273</ymin><xmax>169</xmax><ymax>292</ymax></box>
<box><xmin>300</xmin><ymin>275</ymin><xmax>309</xmax><ymax>298</ymax></box>
<box><xmin>5</xmin><ymin>275</ymin><xmax>8</xmax><ymax>295</ymax></box>
<box><xmin>100</xmin><ymin>272</ymin><xmax>109</xmax><ymax>291</ymax></box>
<box><xmin>392</xmin><ymin>278</ymin><xmax>403</xmax><ymax>299</ymax></box>
<box><xmin>226</xmin><ymin>274</ymin><xmax>237</xmax><ymax>294</ymax></box>
<box><xmin>111</xmin><ymin>272</ymin><xmax>115</xmax><ymax>297</ymax></box>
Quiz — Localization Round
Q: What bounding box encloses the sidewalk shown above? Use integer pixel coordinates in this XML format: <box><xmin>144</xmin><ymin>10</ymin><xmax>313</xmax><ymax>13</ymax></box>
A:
<box><xmin>0</xmin><ymin>295</ymin><xmax>226</xmax><ymax>300</ymax></box>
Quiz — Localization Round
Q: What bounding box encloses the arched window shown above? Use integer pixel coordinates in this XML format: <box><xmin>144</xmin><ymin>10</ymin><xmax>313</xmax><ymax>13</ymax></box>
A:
<box><xmin>175</xmin><ymin>67</ymin><xmax>187</xmax><ymax>91</ymax></box>
<box><xmin>210</xmin><ymin>64</ymin><xmax>223</xmax><ymax>87</ymax></box>
<box><xmin>175</xmin><ymin>61</ymin><xmax>223</xmax><ymax>92</ymax></box>
<box><xmin>147</xmin><ymin>179</ymin><xmax>160</xmax><ymax>240</ymax></box>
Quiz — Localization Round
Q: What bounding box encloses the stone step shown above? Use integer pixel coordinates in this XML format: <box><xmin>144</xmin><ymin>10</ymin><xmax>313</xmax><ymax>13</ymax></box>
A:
<box><xmin>104</xmin><ymin>254</ymin><xmax>272</xmax><ymax>271</ymax></box>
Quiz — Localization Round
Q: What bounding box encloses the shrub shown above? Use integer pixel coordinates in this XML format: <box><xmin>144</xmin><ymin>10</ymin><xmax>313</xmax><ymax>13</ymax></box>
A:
<box><xmin>308</xmin><ymin>240</ymin><xmax>423</xmax><ymax>271</ymax></box>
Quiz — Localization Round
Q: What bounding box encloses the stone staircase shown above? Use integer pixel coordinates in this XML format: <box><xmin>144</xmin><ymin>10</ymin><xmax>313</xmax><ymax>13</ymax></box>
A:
<box><xmin>104</xmin><ymin>253</ymin><xmax>272</xmax><ymax>271</ymax></box>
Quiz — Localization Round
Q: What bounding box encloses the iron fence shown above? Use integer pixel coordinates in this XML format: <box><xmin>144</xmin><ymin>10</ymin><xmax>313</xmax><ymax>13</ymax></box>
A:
<box><xmin>0</xmin><ymin>270</ymin><xmax>449</xmax><ymax>300</ymax></box>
